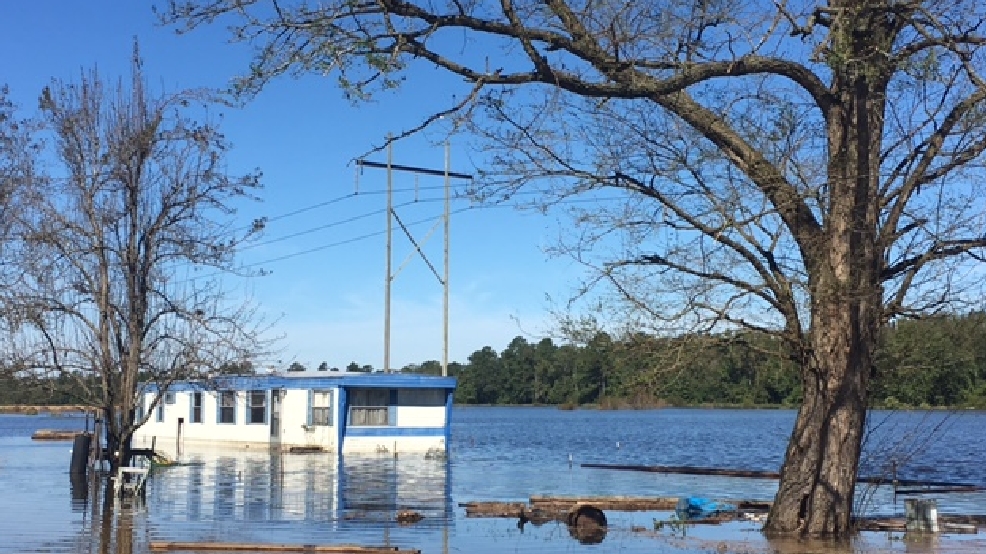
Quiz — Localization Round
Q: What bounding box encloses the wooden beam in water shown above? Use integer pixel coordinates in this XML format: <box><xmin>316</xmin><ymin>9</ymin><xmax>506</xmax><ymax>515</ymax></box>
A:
<box><xmin>461</xmin><ymin>496</ymin><xmax>772</xmax><ymax>518</ymax></box>
<box><xmin>31</xmin><ymin>429</ymin><xmax>81</xmax><ymax>441</ymax></box>
<box><xmin>581</xmin><ymin>463</ymin><xmax>780</xmax><ymax>479</ymax></box>
<box><xmin>459</xmin><ymin>501</ymin><xmax>528</xmax><ymax>518</ymax></box>
<box><xmin>148</xmin><ymin>542</ymin><xmax>419</xmax><ymax>553</ymax></box>
<box><xmin>530</xmin><ymin>495</ymin><xmax>681</xmax><ymax>511</ymax></box>
<box><xmin>583</xmin><ymin>463</ymin><xmax>986</xmax><ymax>491</ymax></box>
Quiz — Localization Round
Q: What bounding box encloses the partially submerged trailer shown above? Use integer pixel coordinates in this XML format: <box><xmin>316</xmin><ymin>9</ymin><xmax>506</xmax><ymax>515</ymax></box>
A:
<box><xmin>133</xmin><ymin>371</ymin><xmax>455</xmax><ymax>456</ymax></box>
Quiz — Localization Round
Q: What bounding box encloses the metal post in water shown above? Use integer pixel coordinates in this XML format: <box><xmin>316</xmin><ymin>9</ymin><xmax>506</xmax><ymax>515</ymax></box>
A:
<box><xmin>905</xmin><ymin>498</ymin><xmax>939</xmax><ymax>533</ymax></box>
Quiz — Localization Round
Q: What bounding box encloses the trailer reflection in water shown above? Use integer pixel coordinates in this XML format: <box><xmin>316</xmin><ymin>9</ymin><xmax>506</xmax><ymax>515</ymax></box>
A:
<box><xmin>151</xmin><ymin>449</ymin><xmax>452</xmax><ymax>533</ymax></box>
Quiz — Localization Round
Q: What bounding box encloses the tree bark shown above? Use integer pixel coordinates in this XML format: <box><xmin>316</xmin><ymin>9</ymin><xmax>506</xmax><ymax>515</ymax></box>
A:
<box><xmin>764</xmin><ymin>311</ymin><xmax>872</xmax><ymax>536</ymax></box>
<box><xmin>763</xmin><ymin>1</ymin><xmax>892</xmax><ymax>535</ymax></box>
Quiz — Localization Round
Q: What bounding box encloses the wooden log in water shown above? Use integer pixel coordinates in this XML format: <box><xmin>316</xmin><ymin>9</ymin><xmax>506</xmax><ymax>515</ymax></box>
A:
<box><xmin>895</xmin><ymin>486</ymin><xmax>985</xmax><ymax>494</ymax></box>
<box><xmin>583</xmin><ymin>463</ymin><xmax>986</xmax><ymax>492</ymax></box>
<box><xmin>530</xmin><ymin>495</ymin><xmax>681</xmax><ymax>511</ymax></box>
<box><xmin>148</xmin><ymin>542</ymin><xmax>419</xmax><ymax>553</ymax></box>
<box><xmin>854</xmin><ymin>515</ymin><xmax>984</xmax><ymax>533</ymax></box>
<box><xmin>581</xmin><ymin>463</ymin><xmax>781</xmax><ymax>479</ymax></box>
<box><xmin>854</xmin><ymin>519</ymin><xmax>907</xmax><ymax>532</ymax></box>
<box><xmin>943</xmin><ymin>523</ymin><xmax>978</xmax><ymax>534</ymax></box>
<box><xmin>31</xmin><ymin>429</ymin><xmax>82</xmax><ymax>441</ymax></box>
<box><xmin>859</xmin><ymin>476</ymin><xmax>986</xmax><ymax>489</ymax></box>
<box><xmin>464</xmin><ymin>496</ymin><xmax>770</xmax><ymax>518</ymax></box>
<box><xmin>460</xmin><ymin>502</ymin><xmax>528</xmax><ymax>518</ymax></box>
<box><xmin>940</xmin><ymin>514</ymin><xmax>986</xmax><ymax>525</ymax></box>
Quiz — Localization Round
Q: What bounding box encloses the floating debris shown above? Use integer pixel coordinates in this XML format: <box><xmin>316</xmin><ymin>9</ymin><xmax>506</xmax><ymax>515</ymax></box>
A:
<box><xmin>566</xmin><ymin>503</ymin><xmax>608</xmax><ymax>544</ymax></box>
<box><xmin>31</xmin><ymin>429</ymin><xmax>80</xmax><ymax>441</ymax></box>
<box><xmin>396</xmin><ymin>510</ymin><xmax>424</xmax><ymax>525</ymax></box>
<box><xmin>148</xmin><ymin>542</ymin><xmax>420</xmax><ymax>553</ymax></box>
<box><xmin>288</xmin><ymin>446</ymin><xmax>325</xmax><ymax>454</ymax></box>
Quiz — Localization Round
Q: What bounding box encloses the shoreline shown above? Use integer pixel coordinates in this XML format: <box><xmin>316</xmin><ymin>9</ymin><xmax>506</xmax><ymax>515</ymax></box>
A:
<box><xmin>0</xmin><ymin>405</ymin><xmax>91</xmax><ymax>415</ymax></box>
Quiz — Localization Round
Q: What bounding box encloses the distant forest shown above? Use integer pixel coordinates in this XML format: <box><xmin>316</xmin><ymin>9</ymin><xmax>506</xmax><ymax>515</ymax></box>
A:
<box><xmin>4</xmin><ymin>312</ymin><xmax>986</xmax><ymax>409</ymax></box>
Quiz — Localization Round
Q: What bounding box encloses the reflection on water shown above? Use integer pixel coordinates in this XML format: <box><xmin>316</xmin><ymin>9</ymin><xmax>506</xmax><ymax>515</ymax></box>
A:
<box><xmin>56</xmin><ymin>450</ymin><xmax>454</xmax><ymax>554</ymax></box>
<box><xmin>152</xmin><ymin>450</ymin><xmax>452</xmax><ymax>526</ymax></box>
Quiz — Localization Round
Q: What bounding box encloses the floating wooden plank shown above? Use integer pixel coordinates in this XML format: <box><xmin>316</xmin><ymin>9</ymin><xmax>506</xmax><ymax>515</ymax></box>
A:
<box><xmin>859</xmin><ymin>476</ymin><xmax>986</xmax><ymax>489</ymax></box>
<box><xmin>583</xmin><ymin>463</ymin><xmax>986</xmax><ymax>491</ymax></box>
<box><xmin>854</xmin><ymin>515</ymin><xmax>985</xmax><ymax>533</ymax></box>
<box><xmin>288</xmin><ymin>446</ymin><xmax>325</xmax><ymax>454</ymax></box>
<box><xmin>942</xmin><ymin>523</ymin><xmax>978</xmax><ymax>534</ymax></box>
<box><xmin>461</xmin><ymin>502</ymin><xmax>530</xmax><ymax>518</ymax></box>
<box><xmin>148</xmin><ymin>542</ymin><xmax>419</xmax><ymax>553</ymax></box>
<box><xmin>530</xmin><ymin>495</ymin><xmax>680</xmax><ymax>511</ymax></box>
<box><xmin>463</xmin><ymin>496</ymin><xmax>771</xmax><ymax>519</ymax></box>
<box><xmin>855</xmin><ymin>519</ymin><xmax>906</xmax><ymax>532</ymax></box>
<box><xmin>895</xmin><ymin>486</ymin><xmax>986</xmax><ymax>494</ymax></box>
<box><xmin>940</xmin><ymin>514</ymin><xmax>986</xmax><ymax>525</ymax></box>
<box><xmin>581</xmin><ymin>463</ymin><xmax>781</xmax><ymax>479</ymax></box>
<box><xmin>31</xmin><ymin>429</ymin><xmax>81</xmax><ymax>441</ymax></box>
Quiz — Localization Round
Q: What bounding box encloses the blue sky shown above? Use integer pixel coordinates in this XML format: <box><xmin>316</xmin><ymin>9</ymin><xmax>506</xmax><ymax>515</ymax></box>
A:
<box><xmin>1</xmin><ymin>1</ymin><xmax>580</xmax><ymax>370</ymax></box>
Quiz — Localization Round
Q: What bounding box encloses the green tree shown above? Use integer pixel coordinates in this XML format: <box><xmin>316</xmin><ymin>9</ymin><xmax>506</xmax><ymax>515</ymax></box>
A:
<box><xmin>462</xmin><ymin>346</ymin><xmax>501</xmax><ymax>404</ymax></box>
<box><xmin>167</xmin><ymin>0</ymin><xmax>986</xmax><ymax>537</ymax></box>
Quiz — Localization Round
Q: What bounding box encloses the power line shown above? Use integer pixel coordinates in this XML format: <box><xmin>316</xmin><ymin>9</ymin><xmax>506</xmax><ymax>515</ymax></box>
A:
<box><xmin>229</xmin><ymin>184</ymin><xmax>473</xmax><ymax>235</ymax></box>
<box><xmin>264</xmin><ymin>193</ymin><xmax>358</xmax><ymax>225</ymax></box>
<box><xmin>241</xmin><ymin>197</ymin><xmax>447</xmax><ymax>251</ymax></box>
<box><xmin>239</xmin><ymin>196</ymin><xmax>627</xmax><ymax>270</ymax></box>
<box><xmin>241</xmin><ymin>208</ymin><xmax>385</xmax><ymax>251</ymax></box>
<box><xmin>176</xmin><ymin>194</ymin><xmax>630</xmax><ymax>283</ymax></box>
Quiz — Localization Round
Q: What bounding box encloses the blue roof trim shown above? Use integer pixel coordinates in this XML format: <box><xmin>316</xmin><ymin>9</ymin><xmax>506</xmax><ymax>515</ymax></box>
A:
<box><xmin>147</xmin><ymin>374</ymin><xmax>456</xmax><ymax>393</ymax></box>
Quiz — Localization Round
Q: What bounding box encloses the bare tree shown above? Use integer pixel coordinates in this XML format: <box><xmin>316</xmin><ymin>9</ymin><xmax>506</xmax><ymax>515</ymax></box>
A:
<box><xmin>163</xmin><ymin>0</ymin><xmax>986</xmax><ymax>538</ymax></box>
<box><xmin>8</xmin><ymin>48</ymin><xmax>266</xmax><ymax>471</ymax></box>
<box><xmin>0</xmin><ymin>88</ymin><xmax>40</xmax><ymax>359</ymax></box>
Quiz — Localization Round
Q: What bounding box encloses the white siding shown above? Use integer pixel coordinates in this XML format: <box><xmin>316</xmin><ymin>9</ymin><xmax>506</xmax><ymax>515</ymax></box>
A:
<box><xmin>276</xmin><ymin>388</ymin><xmax>337</xmax><ymax>451</ymax></box>
<box><xmin>134</xmin><ymin>390</ymin><xmax>269</xmax><ymax>450</ymax></box>
<box><xmin>394</xmin><ymin>406</ymin><xmax>446</xmax><ymax>427</ymax></box>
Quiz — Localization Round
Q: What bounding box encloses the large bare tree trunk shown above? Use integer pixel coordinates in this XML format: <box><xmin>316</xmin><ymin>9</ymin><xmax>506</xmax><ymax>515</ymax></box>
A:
<box><xmin>765</xmin><ymin>305</ymin><xmax>873</xmax><ymax>535</ymax></box>
<box><xmin>766</xmin><ymin>15</ymin><xmax>886</xmax><ymax>531</ymax></box>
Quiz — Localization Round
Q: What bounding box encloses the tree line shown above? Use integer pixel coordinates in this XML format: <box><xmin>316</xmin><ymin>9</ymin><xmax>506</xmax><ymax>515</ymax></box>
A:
<box><xmin>408</xmin><ymin>312</ymin><xmax>986</xmax><ymax>410</ymax></box>
<box><xmin>9</xmin><ymin>311</ymin><xmax>983</xmax><ymax>410</ymax></box>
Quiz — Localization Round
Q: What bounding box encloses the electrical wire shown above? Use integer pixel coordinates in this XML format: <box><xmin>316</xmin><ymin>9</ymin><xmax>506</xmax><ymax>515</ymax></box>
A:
<box><xmin>238</xmin><ymin>195</ymin><xmax>628</xmax><ymax>270</ymax></box>
<box><xmin>176</xmin><ymin>194</ymin><xmax>630</xmax><ymax>282</ymax></box>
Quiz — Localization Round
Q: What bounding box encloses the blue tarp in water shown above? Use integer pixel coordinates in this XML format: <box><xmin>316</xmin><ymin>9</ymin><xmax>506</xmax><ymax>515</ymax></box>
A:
<box><xmin>674</xmin><ymin>497</ymin><xmax>737</xmax><ymax>520</ymax></box>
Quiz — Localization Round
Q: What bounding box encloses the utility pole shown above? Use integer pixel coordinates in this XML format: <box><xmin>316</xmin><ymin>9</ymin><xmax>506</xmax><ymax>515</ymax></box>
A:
<box><xmin>357</xmin><ymin>142</ymin><xmax>471</xmax><ymax>378</ymax></box>
<box><xmin>443</xmin><ymin>142</ymin><xmax>450</xmax><ymax>377</ymax></box>
<box><xmin>384</xmin><ymin>139</ymin><xmax>393</xmax><ymax>373</ymax></box>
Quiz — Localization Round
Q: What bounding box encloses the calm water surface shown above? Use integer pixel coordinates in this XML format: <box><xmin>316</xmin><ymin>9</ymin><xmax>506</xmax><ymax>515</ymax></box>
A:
<box><xmin>1</xmin><ymin>407</ymin><xmax>985</xmax><ymax>553</ymax></box>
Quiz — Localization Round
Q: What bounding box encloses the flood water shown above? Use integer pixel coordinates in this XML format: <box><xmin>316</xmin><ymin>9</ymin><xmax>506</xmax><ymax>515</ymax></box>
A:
<box><xmin>2</xmin><ymin>407</ymin><xmax>986</xmax><ymax>553</ymax></box>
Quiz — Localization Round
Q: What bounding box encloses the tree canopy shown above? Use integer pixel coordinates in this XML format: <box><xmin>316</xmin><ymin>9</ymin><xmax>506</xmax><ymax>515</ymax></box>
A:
<box><xmin>162</xmin><ymin>0</ymin><xmax>986</xmax><ymax>537</ymax></box>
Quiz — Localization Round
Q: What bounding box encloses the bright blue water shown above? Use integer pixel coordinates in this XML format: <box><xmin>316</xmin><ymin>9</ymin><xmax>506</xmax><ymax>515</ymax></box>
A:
<box><xmin>1</xmin><ymin>408</ymin><xmax>985</xmax><ymax>554</ymax></box>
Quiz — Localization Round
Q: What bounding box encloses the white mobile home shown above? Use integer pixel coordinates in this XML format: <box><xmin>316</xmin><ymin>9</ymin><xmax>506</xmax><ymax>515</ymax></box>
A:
<box><xmin>132</xmin><ymin>372</ymin><xmax>456</xmax><ymax>456</ymax></box>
